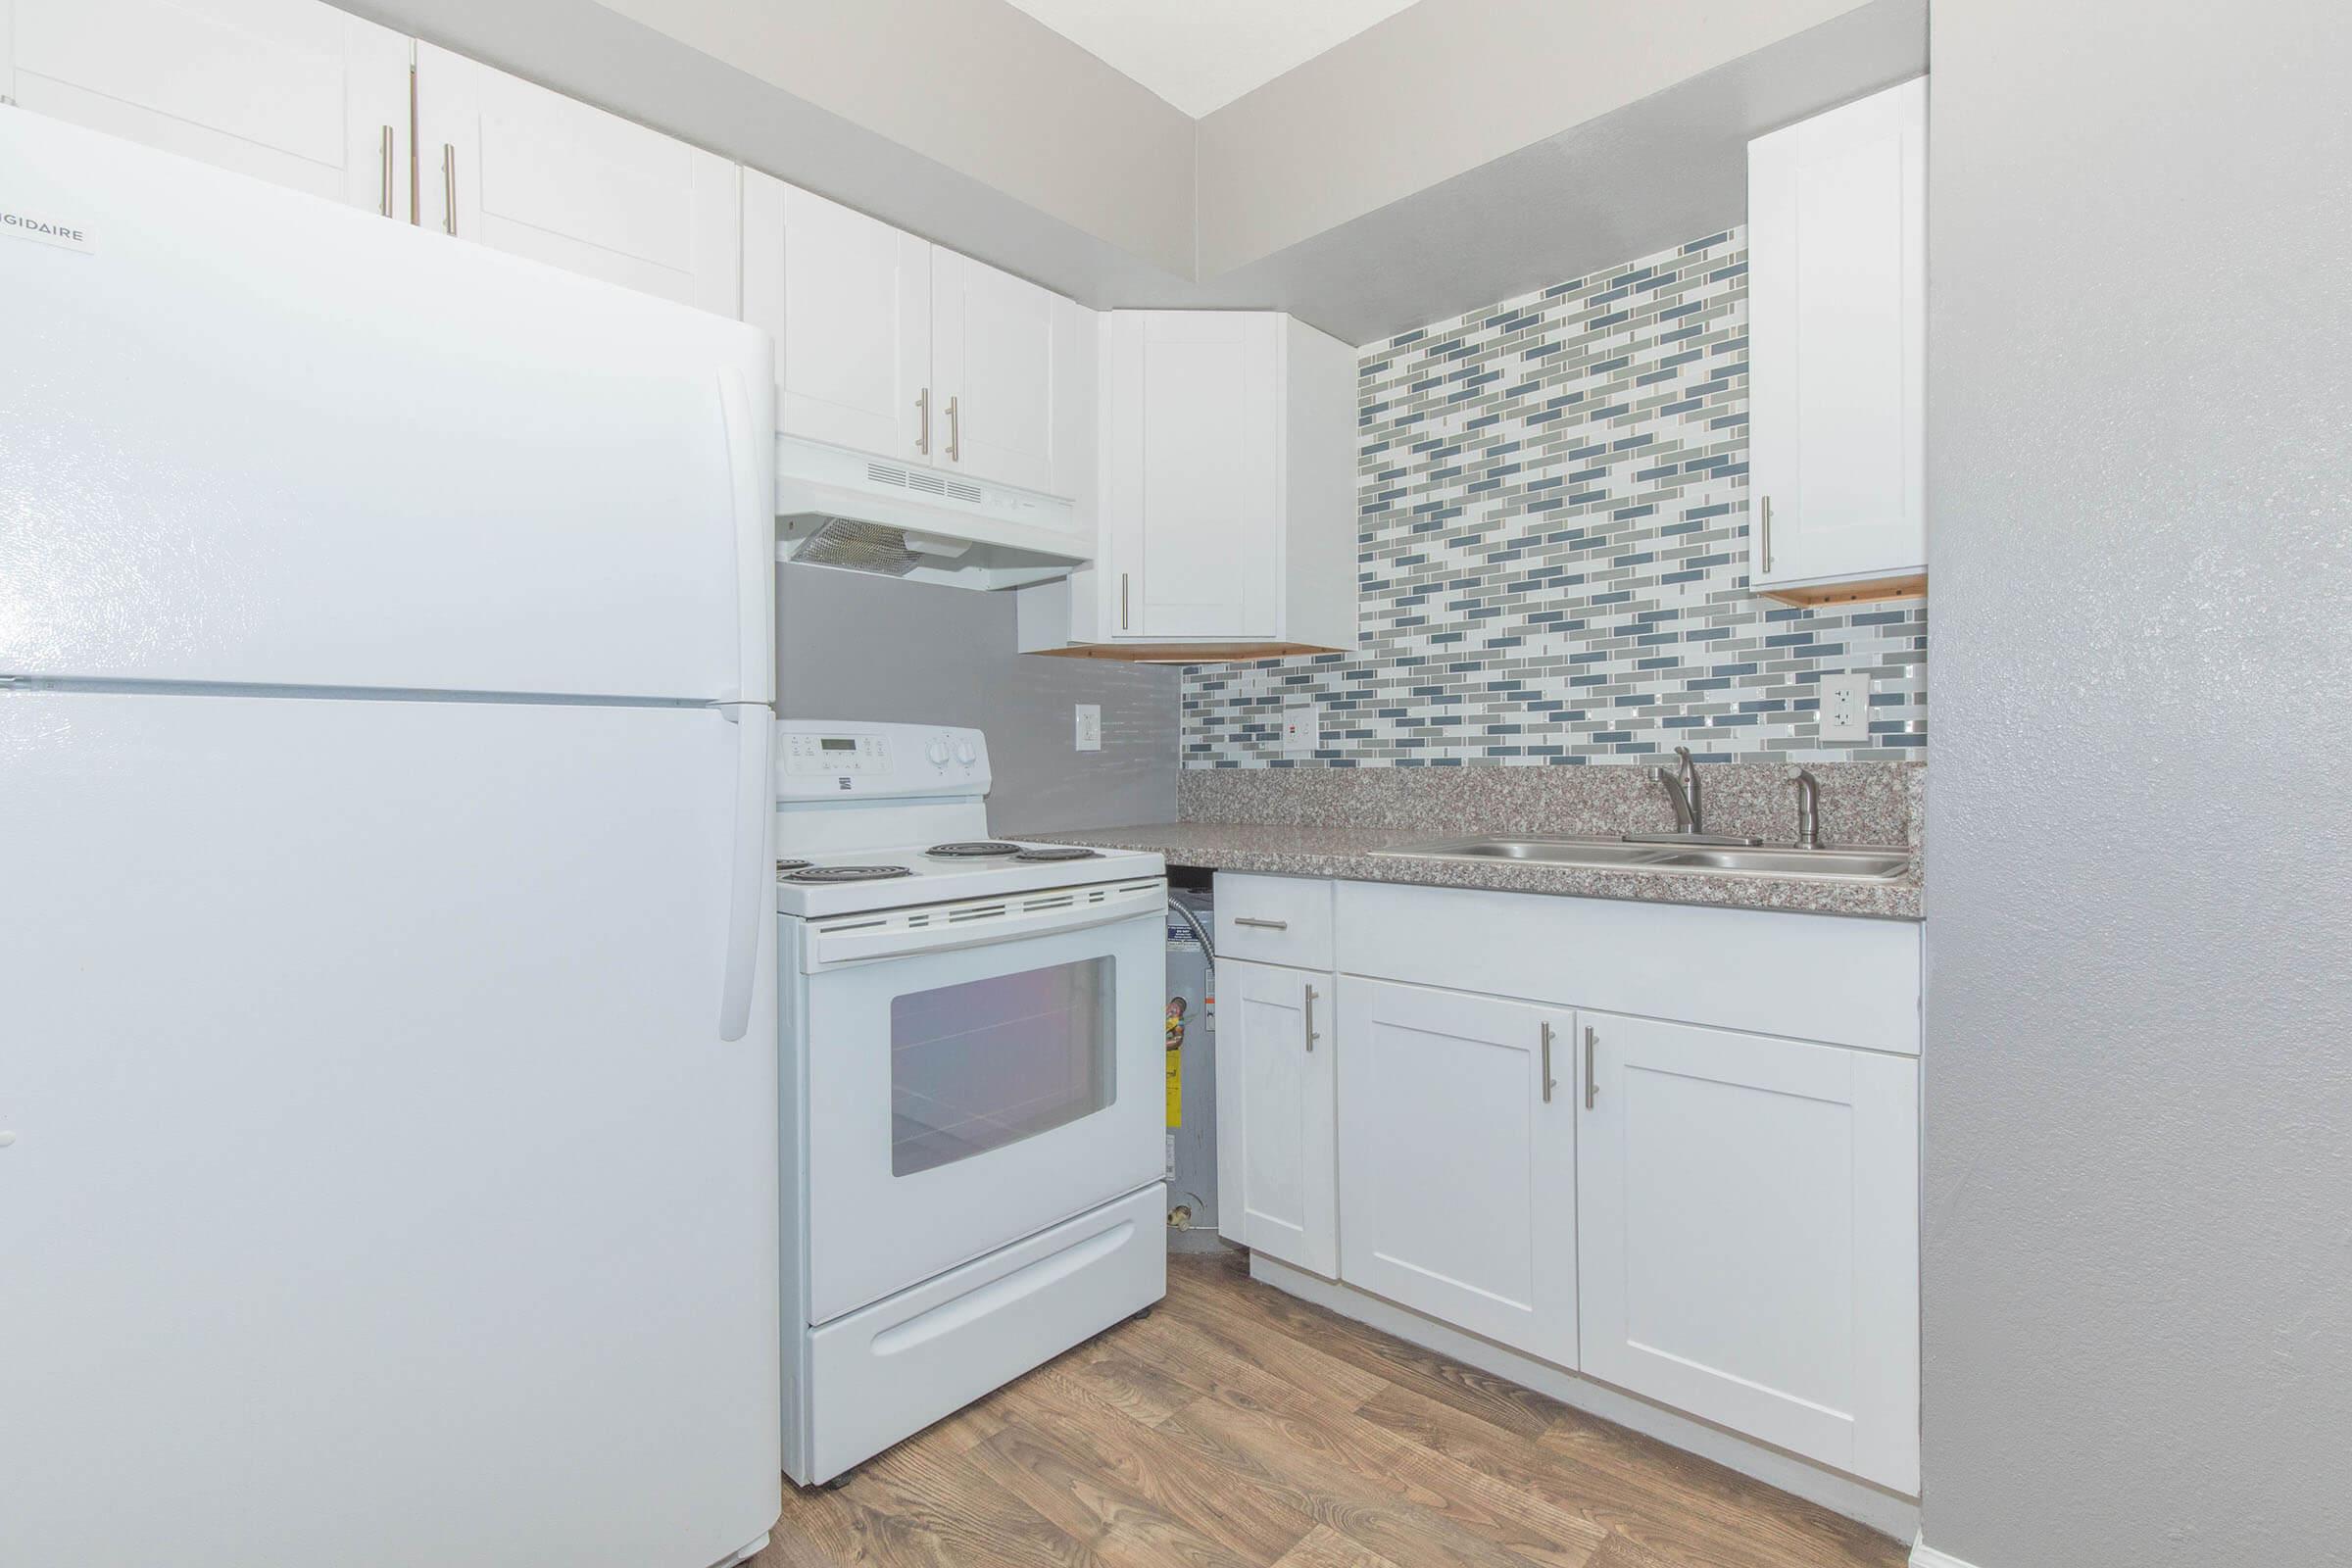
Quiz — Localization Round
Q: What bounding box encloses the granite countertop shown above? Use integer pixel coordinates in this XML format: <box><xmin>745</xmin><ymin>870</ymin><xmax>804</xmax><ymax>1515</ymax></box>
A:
<box><xmin>1028</xmin><ymin>821</ymin><xmax>1924</xmax><ymax>920</ymax></box>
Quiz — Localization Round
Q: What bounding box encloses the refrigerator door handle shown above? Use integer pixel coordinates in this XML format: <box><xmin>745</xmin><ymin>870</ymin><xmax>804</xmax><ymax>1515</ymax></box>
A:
<box><xmin>716</xmin><ymin>702</ymin><xmax>771</xmax><ymax>1041</ymax></box>
<box><xmin>717</xmin><ymin>368</ymin><xmax>769</xmax><ymax>705</ymax></box>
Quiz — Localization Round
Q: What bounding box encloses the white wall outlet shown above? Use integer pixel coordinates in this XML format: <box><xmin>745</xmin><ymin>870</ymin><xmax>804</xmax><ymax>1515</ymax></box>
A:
<box><xmin>1820</xmin><ymin>673</ymin><xmax>1872</xmax><ymax>743</ymax></box>
<box><xmin>1282</xmin><ymin>697</ymin><xmax>1319</xmax><ymax>760</ymax></box>
<box><xmin>1073</xmin><ymin>704</ymin><xmax>1102</xmax><ymax>752</ymax></box>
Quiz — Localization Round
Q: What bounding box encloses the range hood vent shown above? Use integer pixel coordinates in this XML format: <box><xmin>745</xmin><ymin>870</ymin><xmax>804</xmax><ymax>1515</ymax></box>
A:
<box><xmin>774</xmin><ymin>435</ymin><xmax>1090</xmax><ymax>591</ymax></box>
<box><xmin>789</xmin><ymin>517</ymin><xmax>936</xmax><ymax>578</ymax></box>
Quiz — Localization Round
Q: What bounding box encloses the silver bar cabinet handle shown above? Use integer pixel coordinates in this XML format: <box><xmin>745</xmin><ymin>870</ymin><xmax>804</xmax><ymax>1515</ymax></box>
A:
<box><xmin>1758</xmin><ymin>495</ymin><xmax>1774</xmax><ymax>574</ymax></box>
<box><xmin>441</xmin><ymin>143</ymin><xmax>457</xmax><ymax>235</ymax></box>
<box><xmin>945</xmin><ymin>395</ymin><xmax>960</xmax><ymax>462</ymax></box>
<box><xmin>1540</xmin><ymin>1020</ymin><xmax>1556</xmax><ymax>1103</ymax></box>
<box><xmin>379</xmin><ymin>124</ymin><xmax>395</xmax><ymax>219</ymax></box>
<box><xmin>1302</xmin><ymin>984</ymin><xmax>1319</xmax><ymax>1052</ymax></box>
<box><xmin>1232</xmin><ymin>917</ymin><xmax>1288</xmax><ymax>930</ymax></box>
<box><xmin>1584</xmin><ymin>1025</ymin><xmax>1599</xmax><ymax>1109</ymax></box>
<box><xmin>1120</xmin><ymin>572</ymin><xmax>1131</xmax><ymax>631</ymax></box>
<box><xmin>915</xmin><ymin>388</ymin><xmax>931</xmax><ymax>456</ymax></box>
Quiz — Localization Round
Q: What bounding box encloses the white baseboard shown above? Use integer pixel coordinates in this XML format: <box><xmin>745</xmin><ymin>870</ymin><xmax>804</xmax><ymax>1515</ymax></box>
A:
<box><xmin>1910</xmin><ymin>1537</ymin><xmax>1985</xmax><ymax>1568</ymax></box>
<box><xmin>1249</xmin><ymin>1253</ymin><xmax>1922</xmax><ymax>1544</ymax></box>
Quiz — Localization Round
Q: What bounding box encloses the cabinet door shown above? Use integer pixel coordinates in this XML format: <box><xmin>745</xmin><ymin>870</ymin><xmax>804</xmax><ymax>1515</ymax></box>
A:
<box><xmin>1337</xmin><ymin>978</ymin><xmax>1578</xmax><ymax>1367</ymax></box>
<box><xmin>742</xmin><ymin>170</ymin><xmax>929</xmax><ymax>460</ymax></box>
<box><xmin>1103</xmin><ymin>312</ymin><xmax>1283</xmax><ymax>639</ymax></box>
<box><xmin>415</xmin><ymin>43</ymin><xmax>739</xmax><ymax>318</ymax></box>
<box><xmin>931</xmin><ymin>248</ymin><xmax>1058</xmax><ymax>494</ymax></box>
<box><xmin>1748</xmin><ymin>75</ymin><xmax>1926</xmax><ymax>589</ymax></box>
<box><xmin>1578</xmin><ymin>1012</ymin><xmax>1919</xmax><ymax>1492</ymax></box>
<box><xmin>2</xmin><ymin>0</ymin><xmax>410</xmax><ymax>218</ymax></box>
<box><xmin>1212</xmin><ymin>959</ymin><xmax>1336</xmax><ymax>1277</ymax></box>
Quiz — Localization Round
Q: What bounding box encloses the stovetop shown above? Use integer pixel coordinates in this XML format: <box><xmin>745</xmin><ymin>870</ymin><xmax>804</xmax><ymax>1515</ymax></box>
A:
<box><xmin>772</xmin><ymin>839</ymin><xmax>1162</xmax><ymax>919</ymax></box>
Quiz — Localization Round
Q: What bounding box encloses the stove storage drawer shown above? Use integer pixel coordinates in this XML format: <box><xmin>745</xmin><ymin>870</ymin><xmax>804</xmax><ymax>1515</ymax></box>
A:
<box><xmin>1213</xmin><ymin>872</ymin><xmax>1334</xmax><ymax>971</ymax></box>
<box><xmin>800</xmin><ymin>1182</ymin><xmax>1165</xmax><ymax>1485</ymax></box>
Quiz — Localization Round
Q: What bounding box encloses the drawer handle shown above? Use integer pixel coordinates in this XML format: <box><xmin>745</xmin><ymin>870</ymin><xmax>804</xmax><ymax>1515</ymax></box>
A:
<box><xmin>1233</xmin><ymin>916</ymin><xmax>1289</xmax><ymax>930</ymax></box>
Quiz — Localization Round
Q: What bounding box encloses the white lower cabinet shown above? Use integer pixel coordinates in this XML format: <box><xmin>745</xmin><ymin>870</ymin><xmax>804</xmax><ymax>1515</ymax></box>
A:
<box><xmin>1216</xmin><ymin>871</ymin><xmax>1921</xmax><ymax>1497</ymax></box>
<box><xmin>1213</xmin><ymin>957</ymin><xmax>1337</xmax><ymax>1277</ymax></box>
<box><xmin>1336</xmin><ymin>978</ymin><xmax>1578</xmax><ymax>1368</ymax></box>
<box><xmin>1577</xmin><ymin>1010</ymin><xmax>1920</xmax><ymax>1493</ymax></box>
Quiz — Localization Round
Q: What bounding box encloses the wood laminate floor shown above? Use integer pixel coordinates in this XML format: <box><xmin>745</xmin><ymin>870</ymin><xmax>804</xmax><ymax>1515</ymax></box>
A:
<box><xmin>755</xmin><ymin>1249</ymin><xmax>1908</xmax><ymax>1568</ymax></box>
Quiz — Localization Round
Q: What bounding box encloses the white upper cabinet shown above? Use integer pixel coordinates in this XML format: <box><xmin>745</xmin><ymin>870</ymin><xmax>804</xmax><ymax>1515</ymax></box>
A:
<box><xmin>1213</xmin><ymin>956</ymin><xmax>1338</xmax><ymax>1279</ymax></box>
<box><xmin>1337</xmin><ymin>978</ymin><xmax>1579</xmax><ymax>1369</ymax></box>
<box><xmin>741</xmin><ymin>171</ymin><xmax>930</xmax><ymax>464</ymax></box>
<box><xmin>1018</xmin><ymin>310</ymin><xmax>1358</xmax><ymax>659</ymax></box>
<box><xmin>1111</xmin><ymin>311</ymin><xmax>1282</xmax><ymax>640</ymax></box>
<box><xmin>1578</xmin><ymin>1011</ymin><xmax>1919</xmax><ymax>1493</ymax></box>
<box><xmin>1747</xmin><ymin>75</ymin><xmax>1926</xmax><ymax>603</ymax></box>
<box><xmin>933</xmin><ymin>249</ymin><xmax>1054</xmax><ymax>493</ymax></box>
<box><xmin>0</xmin><ymin>0</ymin><xmax>411</xmax><ymax>219</ymax></box>
<box><xmin>741</xmin><ymin>174</ymin><xmax>1091</xmax><ymax>501</ymax></box>
<box><xmin>415</xmin><ymin>43</ymin><xmax>739</xmax><ymax>318</ymax></box>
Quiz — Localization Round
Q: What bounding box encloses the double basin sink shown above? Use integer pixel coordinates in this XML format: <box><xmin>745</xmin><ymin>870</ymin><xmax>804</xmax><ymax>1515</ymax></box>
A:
<box><xmin>1374</xmin><ymin>836</ymin><xmax>1911</xmax><ymax>881</ymax></box>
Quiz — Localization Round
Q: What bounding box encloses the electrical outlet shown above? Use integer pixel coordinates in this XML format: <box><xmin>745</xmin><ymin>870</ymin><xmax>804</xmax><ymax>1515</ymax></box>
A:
<box><xmin>1820</xmin><ymin>673</ymin><xmax>1872</xmax><ymax>743</ymax></box>
<box><xmin>1282</xmin><ymin>698</ymin><xmax>1319</xmax><ymax>760</ymax></box>
<box><xmin>1073</xmin><ymin>704</ymin><xmax>1102</xmax><ymax>752</ymax></box>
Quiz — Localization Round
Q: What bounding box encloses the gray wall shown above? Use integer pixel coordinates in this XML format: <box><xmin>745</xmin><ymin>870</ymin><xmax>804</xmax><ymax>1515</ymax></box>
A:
<box><xmin>1922</xmin><ymin>4</ymin><xmax>2352</xmax><ymax>1564</ymax></box>
<box><xmin>1194</xmin><ymin>0</ymin><xmax>1881</xmax><ymax>274</ymax></box>
<box><xmin>777</xmin><ymin>566</ymin><xmax>1178</xmax><ymax>835</ymax></box>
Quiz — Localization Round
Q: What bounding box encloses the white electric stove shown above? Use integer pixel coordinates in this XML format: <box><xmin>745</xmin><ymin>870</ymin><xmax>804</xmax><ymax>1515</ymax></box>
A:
<box><xmin>773</xmin><ymin>720</ymin><xmax>1168</xmax><ymax>1487</ymax></box>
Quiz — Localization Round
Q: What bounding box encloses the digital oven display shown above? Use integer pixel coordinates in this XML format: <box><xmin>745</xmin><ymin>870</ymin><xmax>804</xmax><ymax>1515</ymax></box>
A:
<box><xmin>820</xmin><ymin>738</ymin><xmax>856</xmax><ymax>752</ymax></box>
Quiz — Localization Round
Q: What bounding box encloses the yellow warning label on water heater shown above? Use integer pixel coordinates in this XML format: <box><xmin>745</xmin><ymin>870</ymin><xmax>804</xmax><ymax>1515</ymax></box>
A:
<box><xmin>1165</xmin><ymin>996</ymin><xmax>1187</xmax><ymax>1127</ymax></box>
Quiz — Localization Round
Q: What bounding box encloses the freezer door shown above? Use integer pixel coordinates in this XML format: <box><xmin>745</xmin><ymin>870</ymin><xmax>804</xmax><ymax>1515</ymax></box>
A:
<box><xmin>0</xmin><ymin>109</ymin><xmax>774</xmax><ymax>702</ymax></box>
<box><xmin>0</xmin><ymin>692</ymin><xmax>780</xmax><ymax>1567</ymax></box>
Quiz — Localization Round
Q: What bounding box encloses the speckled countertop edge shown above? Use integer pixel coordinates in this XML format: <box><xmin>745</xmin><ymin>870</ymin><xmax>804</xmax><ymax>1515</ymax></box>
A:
<box><xmin>1027</xmin><ymin>822</ymin><xmax>1924</xmax><ymax>921</ymax></box>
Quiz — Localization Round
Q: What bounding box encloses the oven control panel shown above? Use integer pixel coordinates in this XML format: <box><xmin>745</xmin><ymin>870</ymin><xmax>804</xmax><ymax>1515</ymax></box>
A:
<box><xmin>775</xmin><ymin>719</ymin><xmax>989</xmax><ymax>799</ymax></box>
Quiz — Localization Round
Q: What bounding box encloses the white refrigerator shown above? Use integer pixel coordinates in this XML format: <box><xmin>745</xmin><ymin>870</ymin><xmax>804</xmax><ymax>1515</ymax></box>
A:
<box><xmin>0</xmin><ymin>110</ymin><xmax>782</xmax><ymax>1566</ymax></box>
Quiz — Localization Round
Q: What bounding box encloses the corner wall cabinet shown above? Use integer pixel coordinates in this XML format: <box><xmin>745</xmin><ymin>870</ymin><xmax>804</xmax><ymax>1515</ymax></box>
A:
<box><xmin>0</xmin><ymin>0</ymin><xmax>414</xmax><ymax>220</ymax></box>
<box><xmin>1747</xmin><ymin>75</ymin><xmax>1927</xmax><ymax>605</ymax></box>
<box><xmin>741</xmin><ymin>169</ymin><xmax>1094</xmax><ymax>501</ymax></box>
<box><xmin>1211</xmin><ymin>871</ymin><xmax>1922</xmax><ymax>1496</ymax></box>
<box><xmin>1018</xmin><ymin>310</ymin><xmax>1358</xmax><ymax>662</ymax></box>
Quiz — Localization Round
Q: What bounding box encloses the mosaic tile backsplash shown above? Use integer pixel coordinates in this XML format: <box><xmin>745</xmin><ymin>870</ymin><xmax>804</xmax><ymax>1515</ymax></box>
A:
<box><xmin>1182</xmin><ymin>226</ymin><xmax>1928</xmax><ymax>767</ymax></box>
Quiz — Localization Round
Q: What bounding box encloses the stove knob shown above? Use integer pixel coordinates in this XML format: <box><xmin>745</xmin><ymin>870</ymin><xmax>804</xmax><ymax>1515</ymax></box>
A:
<box><xmin>954</xmin><ymin>739</ymin><xmax>978</xmax><ymax>765</ymax></box>
<box><xmin>925</xmin><ymin>739</ymin><xmax>951</xmax><ymax>766</ymax></box>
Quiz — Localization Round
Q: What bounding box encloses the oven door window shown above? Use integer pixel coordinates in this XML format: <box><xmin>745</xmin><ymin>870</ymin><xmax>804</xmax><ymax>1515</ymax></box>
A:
<box><xmin>889</xmin><ymin>956</ymin><xmax>1115</xmax><ymax>1177</ymax></box>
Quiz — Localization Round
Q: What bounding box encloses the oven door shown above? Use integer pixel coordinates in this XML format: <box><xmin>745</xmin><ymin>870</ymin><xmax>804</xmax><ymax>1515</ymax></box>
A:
<box><xmin>799</xmin><ymin>880</ymin><xmax>1166</xmax><ymax>1323</ymax></box>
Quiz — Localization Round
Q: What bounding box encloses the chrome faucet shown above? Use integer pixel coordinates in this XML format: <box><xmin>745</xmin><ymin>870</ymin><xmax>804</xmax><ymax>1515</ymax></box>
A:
<box><xmin>1657</xmin><ymin>745</ymin><xmax>1703</xmax><ymax>833</ymax></box>
<box><xmin>1627</xmin><ymin>747</ymin><xmax>1764</xmax><ymax>847</ymax></box>
<box><xmin>1793</xmin><ymin>767</ymin><xmax>1823</xmax><ymax>849</ymax></box>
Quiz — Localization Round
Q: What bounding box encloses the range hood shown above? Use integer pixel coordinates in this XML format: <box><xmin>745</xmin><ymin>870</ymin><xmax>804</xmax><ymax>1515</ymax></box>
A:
<box><xmin>773</xmin><ymin>435</ymin><xmax>1089</xmax><ymax>590</ymax></box>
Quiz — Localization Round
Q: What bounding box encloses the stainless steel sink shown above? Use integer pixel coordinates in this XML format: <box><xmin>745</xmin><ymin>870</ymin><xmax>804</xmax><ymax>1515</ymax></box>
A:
<box><xmin>1645</xmin><ymin>846</ymin><xmax>1911</xmax><ymax>878</ymax></box>
<box><xmin>1383</xmin><ymin>837</ymin><xmax>1674</xmax><ymax>866</ymax></box>
<box><xmin>1373</xmin><ymin>836</ymin><xmax>1911</xmax><ymax>881</ymax></box>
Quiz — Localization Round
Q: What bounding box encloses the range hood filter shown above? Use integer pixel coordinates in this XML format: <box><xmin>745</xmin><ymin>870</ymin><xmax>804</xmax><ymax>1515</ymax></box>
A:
<box><xmin>787</xmin><ymin>517</ymin><xmax>972</xmax><ymax>578</ymax></box>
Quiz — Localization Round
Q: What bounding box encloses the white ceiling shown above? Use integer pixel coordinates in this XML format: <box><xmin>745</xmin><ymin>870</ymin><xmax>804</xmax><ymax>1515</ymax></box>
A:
<box><xmin>998</xmin><ymin>0</ymin><xmax>1421</xmax><ymax>117</ymax></box>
